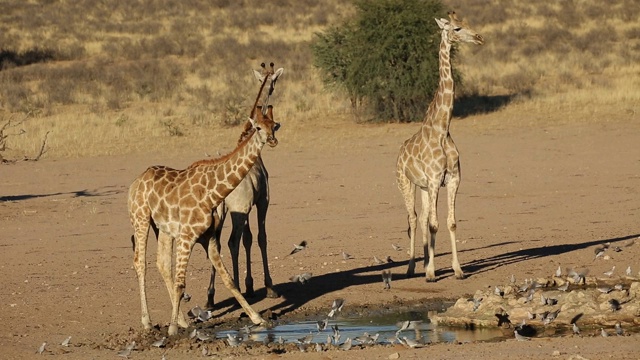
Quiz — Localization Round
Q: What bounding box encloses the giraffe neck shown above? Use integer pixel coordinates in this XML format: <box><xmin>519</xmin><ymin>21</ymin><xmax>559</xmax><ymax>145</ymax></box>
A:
<box><xmin>192</xmin><ymin>132</ymin><xmax>265</xmax><ymax>203</ymax></box>
<box><xmin>422</xmin><ymin>31</ymin><xmax>454</xmax><ymax>134</ymax></box>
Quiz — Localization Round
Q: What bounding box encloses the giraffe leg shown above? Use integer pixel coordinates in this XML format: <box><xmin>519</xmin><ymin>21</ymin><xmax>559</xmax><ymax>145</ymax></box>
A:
<box><xmin>169</xmin><ymin>236</ymin><xmax>196</xmax><ymax>336</ymax></box>
<box><xmin>424</xmin><ymin>182</ymin><xmax>440</xmax><ymax>282</ymax></box>
<box><xmin>397</xmin><ymin>169</ymin><xmax>417</xmax><ymax>277</ymax></box>
<box><xmin>242</xmin><ymin>219</ymin><xmax>255</xmax><ymax>298</ymax></box>
<box><xmin>205</xmin><ymin>206</ymin><xmax>225</xmax><ymax>309</ymax></box>
<box><xmin>446</xmin><ymin>170</ymin><xmax>464</xmax><ymax>279</ymax></box>
<box><xmin>256</xmin><ymin>199</ymin><xmax>277</xmax><ymax>298</ymax></box>
<box><xmin>208</xmin><ymin>235</ymin><xmax>264</xmax><ymax>325</ymax></box>
<box><xmin>228</xmin><ymin>212</ymin><xmax>247</xmax><ymax>293</ymax></box>
<box><xmin>132</xmin><ymin>218</ymin><xmax>152</xmax><ymax>330</ymax></box>
<box><xmin>156</xmin><ymin>232</ymin><xmax>188</xmax><ymax>328</ymax></box>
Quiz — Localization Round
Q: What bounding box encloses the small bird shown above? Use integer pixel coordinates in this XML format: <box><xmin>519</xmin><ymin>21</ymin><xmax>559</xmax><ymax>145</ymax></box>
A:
<box><xmin>523</xmin><ymin>289</ymin><xmax>535</xmax><ymax>303</ymax></box>
<box><xmin>608</xmin><ymin>299</ymin><xmax>621</xmax><ymax>312</ymax></box>
<box><xmin>615</xmin><ymin>322</ymin><xmax>623</xmax><ymax>336</ymax></box>
<box><xmin>471</xmin><ymin>297</ymin><xmax>483</xmax><ymax>312</ymax></box>
<box><xmin>117</xmin><ymin>341</ymin><xmax>136</xmax><ymax>359</ymax></box>
<box><xmin>597</xmin><ymin>286</ymin><xmax>612</xmax><ymax>294</ymax></box>
<box><xmin>354</xmin><ymin>332</ymin><xmax>371</xmax><ymax>344</ymax></box>
<box><xmin>331</xmin><ymin>324</ymin><xmax>341</xmax><ymax>344</ymax></box>
<box><xmin>514</xmin><ymin>329</ymin><xmax>531</xmax><ymax>341</ymax></box>
<box><xmin>545</xmin><ymin>297</ymin><xmax>558</xmax><ymax>306</ymax></box>
<box><xmin>328</xmin><ymin>298</ymin><xmax>345</xmax><ymax>318</ymax></box>
<box><xmin>382</xmin><ymin>270</ymin><xmax>392</xmax><ymax>290</ymax></box>
<box><xmin>341</xmin><ymin>251</ymin><xmax>353</xmax><ymax>260</ymax></box>
<box><xmin>290</xmin><ymin>272</ymin><xmax>313</xmax><ymax>284</ymax></box>
<box><xmin>572</xmin><ymin>322</ymin><xmax>581</xmax><ymax>335</ymax></box>
<box><xmin>226</xmin><ymin>333</ymin><xmax>242</xmax><ymax>347</ymax></box>
<box><xmin>339</xmin><ymin>337</ymin><xmax>352</xmax><ymax>351</ymax></box>
<box><xmin>189</xmin><ymin>328</ymin><xmax>197</xmax><ymax>339</ymax></box>
<box><xmin>391</xmin><ymin>244</ymin><xmax>402</xmax><ymax>251</ymax></box>
<box><xmin>151</xmin><ymin>337</ymin><xmax>166</xmax><ymax>348</ymax></box>
<box><xmin>315</xmin><ymin>343</ymin><xmax>323</xmax><ymax>352</ymax></box>
<box><xmin>197</xmin><ymin>309</ymin><xmax>213</xmax><ymax>323</ymax></box>
<box><xmin>182</xmin><ymin>292</ymin><xmax>192</xmax><ymax>302</ymax></box>
<box><xmin>542</xmin><ymin>309</ymin><xmax>560</xmax><ymax>325</ymax></box>
<box><xmin>594</xmin><ymin>246</ymin><xmax>606</xmax><ymax>260</ymax></box>
<box><xmin>600</xmin><ymin>328</ymin><xmax>609</xmax><ymax>337</ymax></box>
<box><xmin>626</xmin><ymin>265</ymin><xmax>632</xmax><ymax>276</ymax></box>
<box><xmin>603</xmin><ymin>266</ymin><xmax>615</xmax><ymax>277</ymax></box>
<box><xmin>386</xmin><ymin>255</ymin><xmax>394</xmax><ymax>263</ymax></box>
<box><xmin>289</xmin><ymin>241</ymin><xmax>308</xmax><ymax>256</ymax></box>
<box><xmin>402</xmin><ymin>336</ymin><xmax>423</xmax><ymax>348</ymax></box>
<box><xmin>60</xmin><ymin>336</ymin><xmax>72</xmax><ymax>347</ymax></box>
<box><xmin>36</xmin><ymin>342</ymin><xmax>47</xmax><ymax>355</ymax></box>
<box><xmin>614</xmin><ymin>283</ymin><xmax>624</xmax><ymax>291</ymax></box>
<box><xmin>557</xmin><ymin>282</ymin><xmax>569</xmax><ymax>292</ymax></box>
<box><xmin>612</xmin><ymin>246</ymin><xmax>622</xmax><ymax>252</ymax></box>
<box><xmin>317</xmin><ymin>319</ymin><xmax>328</xmax><ymax>332</ymax></box>
<box><xmin>509</xmin><ymin>274</ymin><xmax>516</xmax><ymax>284</ymax></box>
<box><xmin>298</xmin><ymin>333</ymin><xmax>313</xmax><ymax>344</ymax></box>
<box><xmin>373</xmin><ymin>256</ymin><xmax>385</xmax><ymax>265</ymax></box>
<box><xmin>195</xmin><ymin>331</ymin><xmax>212</xmax><ymax>342</ymax></box>
<box><xmin>568</xmin><ymin>268</ymin><xmax>589</xmax><ymax>284</ymax></box>
<box><xmin>187</xmin><ymin>305</ymin><xmax>203</xmax><ymax>319</ymax></box>
<box><xmin>555</xmin><ymin>266</ymin><xmax>562</xmax><ymax>277</ymax></box>
<box><xmin>494</xmin><ymin>286</ymin><xmax>504</xmax><ymax>297</ymax></box>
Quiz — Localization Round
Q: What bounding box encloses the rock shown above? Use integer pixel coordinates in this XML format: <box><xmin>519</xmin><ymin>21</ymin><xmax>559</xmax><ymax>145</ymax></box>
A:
<box><xmin>389</xmin><ymin>352</ymin><xmax>400</xmax><ymax>359</ymax></box>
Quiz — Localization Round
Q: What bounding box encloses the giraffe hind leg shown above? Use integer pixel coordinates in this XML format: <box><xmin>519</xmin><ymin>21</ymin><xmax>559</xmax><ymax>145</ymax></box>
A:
<box><xmin>256</xmin><ymin>199</ymin><xmax>278</xmax><ymax>298</ymax></box>
<box><xmin>397</xmin><ymin>169</ymin><xmax>417</xmax><ymax>277</ymax></box>
<box><xmin>156</xmin><ymin>231</ymin><xmax>188</xmax><ymax>328</ymax></box>
<box><xmin>132</xmin><ymin>219</ymin><xmax>152</xmax><ymax>330</ymax></box>
<box><xmin>446</xmin><ymin>173</ymin><xmax>465</xmax><ymax>279</ymax></box>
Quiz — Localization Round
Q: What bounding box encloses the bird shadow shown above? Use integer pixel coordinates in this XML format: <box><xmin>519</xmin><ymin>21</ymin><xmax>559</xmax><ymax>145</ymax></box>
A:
<box><xmin>211</xmin><ymin>233</ymin><xmax>638</xmax><ymax>320</ymax></box>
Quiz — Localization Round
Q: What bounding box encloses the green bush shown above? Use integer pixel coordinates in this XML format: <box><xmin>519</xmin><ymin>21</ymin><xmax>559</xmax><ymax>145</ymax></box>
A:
<box><xmin>312</xmin><ymin>0</ymin><xmax>458</xmax><ymax>122</ymax></box>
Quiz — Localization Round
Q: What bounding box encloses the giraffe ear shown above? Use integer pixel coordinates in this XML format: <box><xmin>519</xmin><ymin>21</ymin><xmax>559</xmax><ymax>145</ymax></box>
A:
<box><xmin>272</xmin><ymin>68</ymin><xmax>284</xmax><ymax>81</ymax></box>
<box><xmin>253</xmin><ymin>69</ymin><xmax>264</xmax><ymax>82</ymax></box>
<box><xmin>435</xmin><ymin>18</ymin><xmax>448</xmax><ymax>29</ymax></box>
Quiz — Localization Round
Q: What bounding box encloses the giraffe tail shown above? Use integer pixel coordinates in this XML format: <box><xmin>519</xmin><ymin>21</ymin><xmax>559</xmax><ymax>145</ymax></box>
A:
<box><xmin>130</xmin><ymin>235</ymin><xmax>135</xmax><ymax>251</ymax></box>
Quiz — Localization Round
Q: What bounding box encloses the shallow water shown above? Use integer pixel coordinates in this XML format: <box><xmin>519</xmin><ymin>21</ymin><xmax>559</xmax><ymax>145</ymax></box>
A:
<box><xmin>215</xmin><ymin>310</ymin><xmax>505</xmax><ymax>345</ymax></box>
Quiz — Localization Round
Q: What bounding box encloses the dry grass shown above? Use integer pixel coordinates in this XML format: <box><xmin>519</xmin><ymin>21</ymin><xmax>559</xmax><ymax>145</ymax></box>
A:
<box><xmin>0</xmin><ymin>0</ymin><xmax>638</xmax><ymax>159</ymax></box>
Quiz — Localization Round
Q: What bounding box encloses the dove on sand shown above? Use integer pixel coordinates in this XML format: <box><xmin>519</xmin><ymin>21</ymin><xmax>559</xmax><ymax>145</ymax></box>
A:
<box><xmin>339</xmin><ymin>337</ymin><xmax>352</xmax><ymax>351</ymax></box>
<box><xmin>514</xmin><ymin>329</ymin><xmax>531</xmax><ymax>341</ymax></box>
<box><xmin>117</xmin><ymin>341</ymin><xmax>136</xmax><ymax>359</ymax></box>
<box><xmin>608</xmin><ymin>299</ymin><xmax>621</xmax><ymax>312</ymax></box>
<box><xmin>615</xmin><ymin>322</ymin><xmax>624</xmax><ymax>336</ymax></box>
<box><xmin>600</xmin><ymin>328</ymin><xmax>609</xmax><ymax>337</ymax></box>
<box><xmin>290</xmin><ymin>272</ymin><xmax>313</xmax><ymax>284</ymax></box>
<box><xmin>373</xmin><ymin>256</ymin><xmax>385</xmax><ymax>265</ymax></box>
<box><xmin>289</xmin><ymin>241</ymin><xmax>308</xmax><ymax>256</ymax></box>
<box><xmin>391</xmin><ymin>244</ymin><xmax>402</xmax><ymax>251</ymax></box>
<box><xmin>572</xmin><ymin>322</ymin><xmax>581</xmax><ymax>335</ymax></box>
<box><xmin>555</xmin><ymin>266</ymin><xmax>562</xmax><ymax>277</ymax></box>
<box><xmin>37</xmin><ymin>342</ymin><xmax>47</xmax><ymax>355</ymax></box>
<box><xmin>603</xmin><ymin>266</ymin><xmax>615</xmax><ymax>277</ymax></box>
<box><xmin>402</xmin><ymin>336</ymin><xmax>423</xmax><ymax>348</ymax></box>
<box><xmin>341</xmin><ymin>251</ymin><xmax>353</xmax><ymax>260</ymax></box>
<box><xmin>626</xmin><ymin>265</ymin><xmax>631</xmax><ymax>276</ymax></box>
<box><xmin>226</xmin><ymin>333</ymin><xmax>242</xmax><ymax>347</ymax></box>
<box><xmin>328</xmin><ymin>298</ymin><xmax>345</xmax><ymax>318</ymax></box>
<box><xmin>382</xmin><ymin>270</ymin><xmax>392</xmax><ymax>290</ymax></box>
<box><xmin>151</xmin><ymin>337</ymin><xmax>166</xmax><ymax>348</ymax></box>
<box><xmin>61</xmin><ymin>336</ymin><xmax>72</xmax><ymax>347</ymax></box>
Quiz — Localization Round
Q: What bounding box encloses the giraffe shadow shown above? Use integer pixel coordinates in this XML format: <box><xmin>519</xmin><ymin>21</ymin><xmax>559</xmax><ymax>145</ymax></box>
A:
<box><xmin>0</xmin><ymin>186</ymin><xmax>124</xmax><ymax>202</ymax></box>
<box><xmin>212</xmin><ymin>233</ymin><xmax>638</xmax><ymax>318</ymax></box>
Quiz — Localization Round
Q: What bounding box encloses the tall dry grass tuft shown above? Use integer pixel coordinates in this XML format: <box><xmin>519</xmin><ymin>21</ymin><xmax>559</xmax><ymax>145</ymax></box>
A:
<box><xmin>0</xmin><ymin>0</ymin><xmax>638</xmax><ymax>158</ymax></box>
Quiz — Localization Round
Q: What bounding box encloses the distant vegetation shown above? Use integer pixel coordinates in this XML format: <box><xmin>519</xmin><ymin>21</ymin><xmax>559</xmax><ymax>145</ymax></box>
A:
<box><xmin>0</xmin><ymin>0</ymin><xmax>638</xmax><ymax>157</ymax></box>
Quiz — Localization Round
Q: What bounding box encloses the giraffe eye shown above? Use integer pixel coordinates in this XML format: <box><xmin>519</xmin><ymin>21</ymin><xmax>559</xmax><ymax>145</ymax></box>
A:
<box><xmin>454</xmin><ymin>27</ymin><xmax>461</xmax><ymax>32</ymax></box>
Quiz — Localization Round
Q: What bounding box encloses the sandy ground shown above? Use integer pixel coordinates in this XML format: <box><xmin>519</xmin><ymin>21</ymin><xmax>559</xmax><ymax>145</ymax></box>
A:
<box><xmin>1</xmin><ymin>113</ymin><xmax>639</xmax><ymax>359</ymax></box>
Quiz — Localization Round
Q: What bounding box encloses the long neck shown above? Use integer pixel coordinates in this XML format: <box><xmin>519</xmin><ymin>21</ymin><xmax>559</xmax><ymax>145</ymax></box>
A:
<box><xmin>196</xmin><ymin>132</ymin><xmax>265</xmax><ymax>201</ymax></box>
<box><xmin>422</xmin><ymin>32</ymin><xmax>454</xmax><ymax>133</ymax></box>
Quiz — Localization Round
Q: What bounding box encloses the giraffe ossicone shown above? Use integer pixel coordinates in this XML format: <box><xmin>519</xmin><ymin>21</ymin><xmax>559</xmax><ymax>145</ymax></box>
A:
<box><xmin>396</xmin><ymin>11</ymin><xmax>483</xmax><ymax>282</ymax></box>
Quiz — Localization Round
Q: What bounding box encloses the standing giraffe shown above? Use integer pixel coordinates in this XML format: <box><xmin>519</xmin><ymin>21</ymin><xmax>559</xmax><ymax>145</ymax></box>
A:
<box><xmin>127</xmin><ymin>65</ymin><xmax>281</xmax><ymax>335</ymax></box>
<box><xmin>201</xmin><ymin>65</ymin><xmax>283</xmax><ymax>308</ymax></box>
<box><xmin>396</xmin><ymin>12</ymin><xmax>484</xmax><ymax>281</ymax></box>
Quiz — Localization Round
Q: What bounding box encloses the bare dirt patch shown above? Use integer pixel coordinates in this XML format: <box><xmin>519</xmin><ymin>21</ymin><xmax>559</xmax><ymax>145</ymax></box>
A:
<box><xmin>1</xmin><ymin>115</ymin><xmax>639</xmax><ymax>359</ymax></box>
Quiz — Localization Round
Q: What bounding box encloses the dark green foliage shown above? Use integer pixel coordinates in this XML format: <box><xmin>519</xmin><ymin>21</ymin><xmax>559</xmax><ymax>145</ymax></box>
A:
<box><xmin>312</xmin><ymin>0</ymin><xmax>456</xmax><ymax>122</ymax></box>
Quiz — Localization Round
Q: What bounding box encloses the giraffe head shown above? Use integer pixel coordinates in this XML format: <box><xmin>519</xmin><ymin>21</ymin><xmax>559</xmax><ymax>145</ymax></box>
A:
<box><xmin>249</xmin><ymin>105</ymin><xmax>279</xmax><ymax>147</ymax></box>
<box><xmin>252</xmin><ymin>62</ymin><xmax>284</xmax><ymax>115</ymax></box>
<box><xmin>435</xmin><ymin>11</ymin><xmax>484</xmax><ymax>46</ymax></box>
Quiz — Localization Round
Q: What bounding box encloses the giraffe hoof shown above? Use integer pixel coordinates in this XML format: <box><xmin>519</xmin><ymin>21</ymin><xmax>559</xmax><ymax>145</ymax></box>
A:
<box><xmin>168</xmin><ymin>324</ymin><xmax>178</xmax><ymax>336</ymax></box>
<box><xmin>425</xmin><ymin>277</ymin><xmax>437</xmax><ymax>283</ymax></box>
<box><xmin>455</xmin><ymin>273</ymin><xmax>466</xmax><ymax>280</ymax></box>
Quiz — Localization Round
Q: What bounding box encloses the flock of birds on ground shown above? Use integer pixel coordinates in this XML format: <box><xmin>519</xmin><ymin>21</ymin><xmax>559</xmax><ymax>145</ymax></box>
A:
<box><xmin>473</xmin><ymin>240</ymin><xmax>637</xmax><ymax>342</ymax></box>
<box><xmin>35</xmin><ymin>239</ymin><xmax>637</xmax><ymax>357</ymax></box>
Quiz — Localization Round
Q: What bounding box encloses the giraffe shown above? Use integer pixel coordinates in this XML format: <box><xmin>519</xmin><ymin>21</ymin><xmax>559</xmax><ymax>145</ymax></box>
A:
<box><xmin>127</xmin><ymin>65</ymin><xmax>281</xmax><ymax>336</ymax></box>
<box><xmin>201</xmin><ymin>65</ymin><xmax>283</xmax><ymax>308</ymax></box>
<box><xmin>395</xmin><ymin>12</ymin><xmax>484</xmax><ymax>282</ymax></box>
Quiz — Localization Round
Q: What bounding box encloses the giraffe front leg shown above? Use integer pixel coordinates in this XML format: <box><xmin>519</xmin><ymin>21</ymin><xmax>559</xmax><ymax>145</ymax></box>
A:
<box><xmin>256</xmin><ymin>208</ymin><xmax>278</xmax><ymax>298</ymax></box>
<box><xmin>156</xmin><ymin>233</ymin><xmax>189</xmax><ymax>328</ymax></box>
<box><xmin>423</xmin><ymin>184</ymin><xmax>439</xmax><ymax>282</ymax></box>
<box><xmin>242</xmin><ymin>221</ymin><xmax>255</xmax><ymax>298</ymax></box>
<box><xmin>446</xmin><ymin>174</ymin><xmax>464</xmax><ymax>279</ymax></box>
<box><xmin>169</xmin><ymin>239</ymin><xmax>194</xmax><ymax>336</ymax></box>
<box><xmin>208</xmin><ymin>236</ymin><xmax>265</xmax><ymax>325</ymax></box>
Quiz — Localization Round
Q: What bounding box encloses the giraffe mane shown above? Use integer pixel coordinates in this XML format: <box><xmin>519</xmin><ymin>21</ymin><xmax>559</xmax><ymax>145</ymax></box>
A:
<box><xmin>188</xmin><ymin>129</ymin><xmax>256</xmax><ymax>168</ymax></box>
